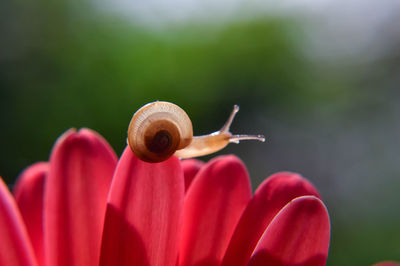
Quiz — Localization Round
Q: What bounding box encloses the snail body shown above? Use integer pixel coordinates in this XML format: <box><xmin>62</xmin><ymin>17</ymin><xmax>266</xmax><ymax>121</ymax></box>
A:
<box><xmin>127</xmin><ymin>101</ymin><xmax>265</xmax><ymax>163</ymax></box>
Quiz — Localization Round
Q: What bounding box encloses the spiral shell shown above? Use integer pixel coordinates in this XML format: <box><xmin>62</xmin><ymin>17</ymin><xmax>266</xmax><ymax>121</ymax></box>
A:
<box><xmin>127</xmin><ymin>101</ymin><xmax>193</xmax><ymax>163</ymax></box>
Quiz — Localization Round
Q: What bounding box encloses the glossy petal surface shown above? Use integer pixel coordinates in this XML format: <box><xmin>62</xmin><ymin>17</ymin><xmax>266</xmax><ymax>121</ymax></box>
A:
<box><xmin>249</xmin><ymin>196</ymin><xmax>330</xmax><ymax>266</ymax></box>
<box><xmin>181</xmin><ymin>159</ymin><xmax>205</xmax><ymax>192</ymax></box>
<box><xmin>14</xmin><ymin>162</ymin><xmax>48</xmax><ymax>266</ymax></box>
<box><xmin>44</xmin><ymin>129</ymin><xmax>117</xmax><ymax>266</ymax></box>
<box><xmin>100</xmin><ymin>147</ymin><xmax>184</xmax><ymax>266</ymax></box>
<box><xmin>222</xmin><ymin>172</ymin><xmax>320</xmax><ymax>266</ymax></box>
<box><xmin>0</xmin><ymin>178</ymin><xmax>37</xmax><ymax>266</ymax></box>
<box><xmin>179</xmin><ymin>155</ymin><xmax>252</xmax><ymax>266</ymax></box>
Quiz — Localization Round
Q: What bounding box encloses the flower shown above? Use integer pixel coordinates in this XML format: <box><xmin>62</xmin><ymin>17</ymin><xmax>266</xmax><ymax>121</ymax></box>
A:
<box><xmin>1</xmin><ymin>128</ymin><xmax>331</xmax><ymax>266</ymax></box>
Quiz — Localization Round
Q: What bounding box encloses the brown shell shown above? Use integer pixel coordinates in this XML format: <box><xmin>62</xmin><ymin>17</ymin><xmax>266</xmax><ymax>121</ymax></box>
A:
<box><xmin>127</xmin><ymin>101</ymin><xmax>193</xmax><ymax>162</ymax></box>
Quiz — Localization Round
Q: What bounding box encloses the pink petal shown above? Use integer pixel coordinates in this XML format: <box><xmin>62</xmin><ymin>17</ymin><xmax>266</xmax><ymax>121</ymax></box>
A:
<box><xmin>0</xmin><ymin>177</ymin><xmax>37</xmax><ymax>266</ymax></box>
<box><xmin>222</xmin><ymin>172</ymin><xmax>320</xmax><ymax>266</ymax></box>
<box><xmin>13</xmin><ymin>162</ymin><xmax>48</xmax><ymax>266</ymax></box>
<box><xmin>99</xmin><ymin>147</ymin><xmax>184</xmax><ymax>266</ymax></box>
<box><xmin>179</xmin><ymin>155</ymin><xmax>252</xmax><ymax>266</ymax></box>
<box><xmin>181</xmin><ymin>159</ymin><xmax>205</xmax><ymax>192</ymax></box>
<box><xmin>248</xmin><ymin>196</ymin><xmax>330</xmax><ymax>266</ymax></box>
<box><xmin>44</xmin><ymin>129</ymin><xmax>117</xmax><ymax>266</ymax></box>
<box><xmin>374</xmin><ymin>262</ymin><xmax>400</xmax><ymax>266</ymax></box>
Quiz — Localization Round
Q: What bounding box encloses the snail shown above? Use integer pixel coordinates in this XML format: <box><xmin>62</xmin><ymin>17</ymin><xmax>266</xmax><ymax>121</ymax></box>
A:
<box><xmin>127</xmin><ymin>101</ymin><xmax>265</xmax><ymax>163</ymax></box>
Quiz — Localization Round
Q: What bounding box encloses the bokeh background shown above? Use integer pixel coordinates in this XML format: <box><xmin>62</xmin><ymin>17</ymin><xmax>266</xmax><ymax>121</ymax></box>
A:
<box><xmin>1</xmin><ymin>0</ymin><xmax>400</xmax><ymax>264</ymax></box>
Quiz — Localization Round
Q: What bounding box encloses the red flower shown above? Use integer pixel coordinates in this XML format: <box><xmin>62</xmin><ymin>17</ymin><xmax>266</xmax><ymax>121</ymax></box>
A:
<box><xmin>2</xmin><ymin>128</ymin><xmax>331</xmax><ymax>266</ymax></box>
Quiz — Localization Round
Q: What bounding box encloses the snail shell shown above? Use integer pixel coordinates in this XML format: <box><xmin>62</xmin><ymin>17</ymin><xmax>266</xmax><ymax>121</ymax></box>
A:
<box><xmin>128</xmin><ymin>101</ymin><xmax>193</xmax><ymax>163</ymax></box>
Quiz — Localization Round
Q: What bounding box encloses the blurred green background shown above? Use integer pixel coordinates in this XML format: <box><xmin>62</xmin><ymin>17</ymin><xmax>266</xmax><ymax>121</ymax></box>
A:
<box><xmin>1</xmin><ymin>0</ymin><xmax>400</xmax><ymax>264</ymax></box>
